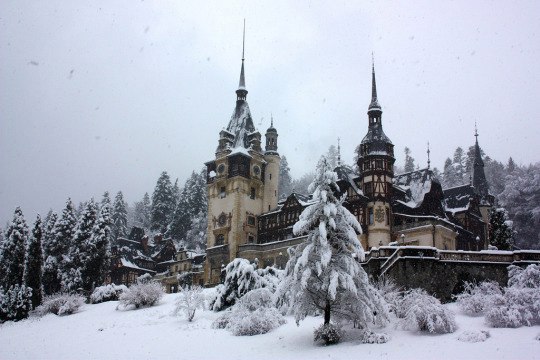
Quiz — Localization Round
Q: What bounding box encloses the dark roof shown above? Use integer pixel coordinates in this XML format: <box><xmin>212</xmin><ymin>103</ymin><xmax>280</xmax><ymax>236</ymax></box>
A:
<box><xmin>226</xmin><ymin>101</ymin><xmax>255</xmax><ymax>148</ymax></box>
<box><xmin>443</xmin><ymin>184</ymin><xmax>475</xmax><ymax>210</ymax></box>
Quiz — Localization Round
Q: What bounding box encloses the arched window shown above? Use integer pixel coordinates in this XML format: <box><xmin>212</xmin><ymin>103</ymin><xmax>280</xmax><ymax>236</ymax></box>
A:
<box><xmin>215</xmin><ymin>234</ymin><xmax>225</xmax><ymax>246</ymax></box>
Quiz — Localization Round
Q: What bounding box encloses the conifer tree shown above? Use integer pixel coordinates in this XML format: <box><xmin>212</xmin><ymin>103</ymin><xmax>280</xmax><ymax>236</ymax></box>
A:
<box><xmin>489</xmin><ymin>208</ymin><xmax>514</xmax><ymax>250</ymax></box>
<box><xmin>151</xmin><ymin>171</ymin><xmax>175</xmax><ymax>233</ymax></box>
<box><xmin>83</xmin><ymin>201</ymin><xmax>112</xmax><ymax>290</ymax></box>
<box><xmin>278</xmin><ymin>157</ymin><xmax>387</xmax><ymax>332</ymax></box>
<box><xmin>404</xmin><ymin>147</ymin><xmax>415</xmax><ymax>173</ymax></box>
<box><xmin>101</xmin><ymin>191</ymin><xmax>111</xmax><ymax>208</ymax></box>
<box><xmin>134</xmin><ymin>192</ymin><xmax>152</xmax><ymax>229</ymax></box>
<box><xmin>0</xmin><ymin>207</ymin><xmax>29</xmax><ymax>289</ymax></box>
<box><xmin>112</xmin><ymin>191</ymin><xmax>128</xmax><ymax>240</ymax></box>
<box><xmin>278</xmin><ymin>155</ymin><xmax>293</xmax><ymax>198</ymax></box>
<box><xmin>61</xmin><ymin>199</ymin><xmax>97</xmax><ymax>293</ymax></box>
<box><xmin>24</xmin><ymin>214</ymin><xmax>44</xmax><ymax>308</ymax></box>
<box><xmin>41</xmin><ymin>212</ymin><xmax>58</xmax><ymax>295</ymax></box>
<box><xmin>43</xmin><ymin>199</ymin><xmax>76</xmax><ymax>294</ymax></box>
<box><xmin>326</xmin><ymin>145</ymin><xmax>339</xmax><ymax>169</ymax></box>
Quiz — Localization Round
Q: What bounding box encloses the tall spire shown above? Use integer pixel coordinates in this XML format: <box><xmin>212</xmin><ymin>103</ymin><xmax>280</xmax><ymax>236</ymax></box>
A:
<box><xmin>472</xmin><ymin>123</ymin><xmax>489</xmax><ymax>197</ymax></box>
<box><xmin>236</xmin><ymin>19</ymin><xmax>248</xmax><ymax>101</ymax></box>
<box><xmin>427</xmin><ymin>141</ymin><xmax>431</xmax><ymax>170</ymax></box>
<box><xmin>368</xmin><ymin>53</ymin><xmax>381</xmax><ymax>112</ymax></box>
<box><xmin>337</xmin><ymin>137</ymin><xmax>342</xmax><ymax>166</ymax></box>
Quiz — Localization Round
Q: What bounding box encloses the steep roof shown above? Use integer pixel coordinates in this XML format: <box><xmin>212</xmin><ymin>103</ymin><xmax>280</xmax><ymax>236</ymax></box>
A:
<box><xmin>443</xmin><ymin>184</ymin><xmax>475</xmax><ymax>211</ymax></box>
<box><xmin>226</xmin><ymin>101</ymin><xmax>255</xmax><ymax>148</ymax></box>
<box><xmin>394</xmin><ymin>168</ymin><xmax>434</xmax><ymax>208</ymax></box>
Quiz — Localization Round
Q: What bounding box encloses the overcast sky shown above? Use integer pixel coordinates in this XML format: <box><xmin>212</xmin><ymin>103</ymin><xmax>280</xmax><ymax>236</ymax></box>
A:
<box><xmin>1</xmin><ymin>0</ymin><xmax>539</xmax><ymax>225</ymax></box>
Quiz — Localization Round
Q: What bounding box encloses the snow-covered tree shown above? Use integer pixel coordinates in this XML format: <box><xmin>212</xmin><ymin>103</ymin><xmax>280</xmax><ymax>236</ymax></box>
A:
<box><xmin>61</xmin><ymin>200</ymin><xmax>97</xmax><ymax>293</ymax></box>
<box><xmin>151</xmin><ymin>171</ymin><xmax>176</xmax><ymax>233</ymax></box>
<box><xmin>291</xmin><ymin>172</ymin><xmax>316</xmax><ymax>195</ymax></box>
<box><xmin>117</xmin><ymin>281</ymin><xmax>164</xmax><ymax>310</ymax></box>
<box><xmin>0</xmin><ymin>284</ymin><xmax>33</xmax><ymax>321</ymax></box>
<box><xmin>455</xmin><ymin>281</ymin><xmax>502</xmax><ymax>316</ymax></box>
<box><xmin>184</xmin><ymin>211</ymin><xmax>207</xmax><ymax>251</ymax></box>
<box><xmin>173</xmin><ymin>285</ymin><xmax>205</xmax><ymax>322</ymax></box>
<box><xmin>404</xmin><ymin>147</ymin><xmax>415</xmax><ymax>173</ymax></box>
<box><xmin>326</xmin><ymin>145</ymin><xmax>339</xmax><ymax>170</ymax></box>
<box><xmin>278</xmin><ymin>155</ymin><xmax>293</xmax><ymax>199</ymax></box>
<box><xmin>112</xmin><ymin>191</ymin><xmax>128</xmax><ymax>241</ymax></box>
<box><xmin>278</xmin><ymin>156</ymin><xmax>387</xmax><ymax>338</ymax></box>
<box><xmin>42</xmin><ymin>211</ymin><xmax>59</xmax><ymax>295</ymax></box>
<box><xmin>23</xmin><ymin>214</ymin><xmax>44</xmax><ymax>308</ymax></box>
<box><xmin>82</xmin><ymin>202</ymin><xmax>112</xmax><ymax>291</ymax></box>
<box><xmin>0</xmin><ymin>207</ymin><xmax>29</xmax><ymax>289</ymax></box>
<box><xmin>133</xmin><ymin>192</ymin><xmax>152</xmax><ymax>229</ymax></box>
<box><xmin>489</xmin><ymin>208</ymin><xmax>514</xmax><ymax>250</ymax></box>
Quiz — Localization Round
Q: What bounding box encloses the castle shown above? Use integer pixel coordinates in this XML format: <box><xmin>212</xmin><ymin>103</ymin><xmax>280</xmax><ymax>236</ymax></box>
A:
<box><xmin>202</xmin><ymin>47</ymin><xmax>495</xmax><ymax>286</ymax></box>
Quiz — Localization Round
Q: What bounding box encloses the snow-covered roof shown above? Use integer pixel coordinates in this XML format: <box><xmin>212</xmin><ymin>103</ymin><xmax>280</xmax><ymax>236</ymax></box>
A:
<box><xmin>120</xmin><ymin>258</ymin><xmax>155</xmax><ymax>273</ymax></box>
<box><xmin>226</xmin><ymin>101</ymin><xmax>256</xmax><ymax>149</ymax></box>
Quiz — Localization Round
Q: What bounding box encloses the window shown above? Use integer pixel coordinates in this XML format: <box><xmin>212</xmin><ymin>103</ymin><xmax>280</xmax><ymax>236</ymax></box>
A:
<box><xmin>215</xmin><ymin>234</ymin><xmax>224</xmax><ymax>246</ymax></box>
<box><xmin>269</xmin><ymin>173</ymin><xmax>272</xmax><ymax>180</ymax></box>
<box><xmin>247</xmin><ymin>216</ymin><xmax>256</xmax><ymax>226</ymax></box>
<box><xmin>250</xmin><ymin>187</ymin><xmax>256</xmax><ymax>199</ymax></box>
<box><xmin>369</xmin><ymin>207</ymin><xmax>374</xmax><ymax>225</ymax></box>
<box><xmin>248</xmin><ymin>235</ymin><xmax>255</xmax><ymax>243</ymax></box>
<box><xmin>220</xmin><ymin>186</ymin><xmax>226</xmax><ymax>198</ymax></box>
<box><xmin>386</xmin><ymin>208</ymin><xmax>390</xmax><ymax>225</ymax></box>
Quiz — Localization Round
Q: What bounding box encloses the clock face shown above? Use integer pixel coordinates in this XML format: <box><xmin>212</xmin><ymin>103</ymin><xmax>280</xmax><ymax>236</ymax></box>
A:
<box><xmin>253</xmin><ymin>165</ymin><xmax>260</xmax><ymax>176</ymax></box>
<box><xmin>217</xmin><ymin>164</ymin><xmax>225</xmax><ymax>174</ymax></box>
<box><xmin>375</xmin><ymin>207</ymin><xmax>385</xmax><ymax>223</ymax></box>
<box><xmin>218</xmin><ymin>214</ymin><xmax>227</xmax><ymax>226</ymax></box>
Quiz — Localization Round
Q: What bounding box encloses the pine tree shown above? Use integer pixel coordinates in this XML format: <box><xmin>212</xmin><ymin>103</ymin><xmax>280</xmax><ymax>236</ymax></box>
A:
<box><xmin>404</xmin><ymin>147</ymin><xmax>415</xmax><ymax>173</ymax></box>
<box><xmin>173</xmin><ymin>179</ymin><xmax>181</xmax><ymax>209</ymax></box>
<box><xmin>61</xmin><ymin>199</ymin><xmax>98</xmax><ymax>293</ymax></box>
<box><xmin>326</xmin><ymin>145</ymin><xmax>339</xmax><ymax>169</ymax></box>
<box><xmin>278</xmin><ymin>157</ymin><xmax>387</xmax><ymax>332</ymax></box>
<box><xmin>83</xmin><ymin>201</ymin><xmax>112</xmax><ymax>291</ymax></box>
<box><xmin>0</xmin><ymin>207</ymin><xmax>29</xmax><ymax>289</ymax></box>
<box><xmin>134</xmin><ymin>192</ymin><xmax>152</xmax><ymax>229</ymax></box>
<box><xmin>151</xmin><ymin>171</ymin><xmax>175</xmax><ymax>233</ymax></box>
<box><xmin>112</xmin><ymin>191</ymin><xmax>128</xmax><ymax>240</ymax></box>
<box><xmin>507</xmin><ymin>157</ymin><xmax>516</xmax><ymax>174</ymax></box>
<box><xmin>101</xmin><ymin>191</ymin><xmax>111</xmax><ymax>208</ymax></box>
<box><xmin>291</xmin><ymin>172</ymin><xmax>316</xmax><ymax>195</ymax></box>
<box><xmin>41</xmin><ymin>212</ymin><xmax>58</xmax><ymax>295</ymax></box>
<box><xmin>278</xmin><ymin>155</ymin><xmax>293</xmax><ymax>199</ymax></box>
<box><xmin>43</xmin><ymin>199</ymin><xmax>77</xmax><ymax>294</ymax></box>
<box><xmin>453</xmin><ymin>147</ymin><xmax>466</xmax><ymax>184</ymax></box>
<box><xmin>24</xmin><ymin>214</ymin><xmax>44</xmax><ymax>308</ymax></box>
<box><xmin>489</xmin><ymin>208</ymin><xmax>514</xmax><ymax>250</ymax></box>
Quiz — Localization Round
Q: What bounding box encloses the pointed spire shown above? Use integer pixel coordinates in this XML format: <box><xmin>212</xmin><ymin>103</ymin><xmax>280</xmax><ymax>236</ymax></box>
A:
<box><xmin>337</xmin><ymin>137</ymin><xmax>342</xmax><ymax>166</ymax></box>
<box><xmin>427</xmin><ymin>141</ymin><xmax>431</xmax><ymax>170</ymax></box>
<box><xmin>270</xmin><ymin>113</ymin><xmax>274</xmax><ymax>128</ymax></box>
<box><xmin>368</xmin><ymin>53</ymin><xmax>381</xmax><ymax>111</ymax></box>
<box><xmin>236</xmin><ymin>19</ymin><xmax>248</xmax><ymax>100</ymax></box>
<box><xmin>472</xmin><ymin>123</ymin><xmax>490</xmax><ymax>196</ymax></box>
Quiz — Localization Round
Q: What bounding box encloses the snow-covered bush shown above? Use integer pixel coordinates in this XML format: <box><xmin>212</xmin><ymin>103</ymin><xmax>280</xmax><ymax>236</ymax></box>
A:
<box><xmin>373</xmin><ymin>276</ymin><xmax>402</xmax><ymax>314</ymax></box>
<box><xmin>359</xmin><ymin>329</ymin><xmax>390</xmax><ymax>344</ymax></box>
<box><xmin>457</xmin><ymin>330</ymin><xmax>490</xmax><ymax>343</ymax></box>
<box><xmin>0</xmin><ymin>285</ymin><xmax>33</xmax><ymax>322</ymax></box>
<box><xmin>173</xmin><ymin>286</ymin><xmax>204</xmax><ymax>322</ymax></box>
<box><xmin>314</xmin><ymin>323</ymin><xmax>342</xmax><ymax>345</ymax></box>
<box><xmin>136</xmin><ymin>273</ymin><xmax>153</xmax><ymax>284</ymax></box>
<box><xmin>507</xmin><ymin>264</ymin><xmax>540</xmax><ymax>289</ymax></box>
<box><xmin>34</xmin><ymin>293</ymin><xmax>85</xmax><ymax>316</ymax></box>
<box><xmin>454</xmin><ymin>281</ymin><xmax>502</xmax><ymax>316</ymax></box>
<box><xmin>210</xmin><ymin>258</ymin><xmax>282</xmax><ymax>311</ymax></box>
<box><xmin>90</xmin><ymin>284</ymin><xmax>128</xmax><ymax>304</ymax></box>
<box><xmin>117</xmin><ymin>282</ymin><xmax>163</xmax><ymax>310</ymax></box>
<box><xmin>397</xmin><ymin>289</ymin><xmax>457</xmax><ymax>334</ymax></box>
<box><xmin>212</xmin><ymin>288</ymin><xmax>285</xmax><ymax>336</ymax></box>
<box><xmin>485</xmin><ymin>287</ymin><xmax>540</xmax><ymax>328</ymax></box>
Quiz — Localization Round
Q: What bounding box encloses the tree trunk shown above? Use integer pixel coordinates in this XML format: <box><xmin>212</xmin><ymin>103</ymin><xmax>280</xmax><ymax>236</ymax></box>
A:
<box><xmin>324</xmin><ymin>300</ymin><xmax>331</xmax><ymax>324</ymax></box>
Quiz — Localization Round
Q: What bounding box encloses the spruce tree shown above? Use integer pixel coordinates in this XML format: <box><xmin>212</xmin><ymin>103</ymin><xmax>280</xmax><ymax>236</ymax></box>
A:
<box><xmin>101</xmin><ymin>191</ymin><xmax>111</xmax><ymax>208</ymax></box>
<box><xmin>61</xmin><ymin>199</ymin><xmax>97</xmax><ymax>293</ymax></box>
<box><xmin>83</xmin><ymin>201</ymin><xmax>112</xmax><ymax>291</ymax></box>
<box><xmin>326</xmin><ymin>145</ymin><xmax>339</xmax><ymax>169</ymax></box>
<box><xmin>24</xmin><ymin>214</ymin><xmax>44</xmax><ymax>308</ymax></box>
<box><xmin>43</xmin><ymin>199</ymin><xmax>76</xmax><ymax>294</ymax></box>
<box><xmin>134</xmin><ymin>192</ymin><xmax>152</xmax><ymax>229</ymax></box>
<box><xmin>151</xmin><ymin>171</ymin><xmax>175</xmax><ymax>233</ymax></box>
<box><xmin>41</xmin><ymin>211</ymin><xmax>58</xmax><ymax>295</ymax></box>
<box><xmin>278</xmin><ymin>157</ymin><xmax>387</xmax><ymax>334</ymax></box>
<box><xmin>489</xmin><ymin>207</ymin><xmax>514</xmax><ymax>250</ymax></box>
<box><xmin>278</xmin><ymin>155</ymin><xmax>293</xmax><ymax>198</ymax></box>
<box><xmin>404</xmin><ymin>147</ymin><xmax>415</xmax><ymax>173</ymax></box>
<box><xmin>112</xmin><ymin>191</ymin><xmax>128</xmax><ymax>240</ymax></box>
<box><xmin>0</xmin><ymin>207</ymin><xmax>29</xmax><ymax>289</ymax></box>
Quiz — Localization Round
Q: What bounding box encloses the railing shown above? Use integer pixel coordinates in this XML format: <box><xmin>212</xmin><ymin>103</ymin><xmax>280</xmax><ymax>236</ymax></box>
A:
<box><xmin>238</xmin><ymin>236</ymin><xmax>306</xmax><ymax>253</ymax></box>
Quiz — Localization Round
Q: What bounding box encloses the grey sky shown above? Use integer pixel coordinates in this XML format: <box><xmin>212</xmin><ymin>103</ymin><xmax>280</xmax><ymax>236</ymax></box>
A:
<box><xmin>1</xmin><ymin>1</ymin><xmax>539</xmax><ymax>225</ymax></box>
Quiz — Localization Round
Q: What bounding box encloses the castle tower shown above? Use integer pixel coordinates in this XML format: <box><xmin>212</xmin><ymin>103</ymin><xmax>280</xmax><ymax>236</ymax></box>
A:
<box><xmin>357</xmin><ymin>61</ymin><xmax>395</xmax><ymax>248</ymax></box>
<box><xmin>263</xmin><ymin>115</ymin><xmax>280</xmax><ymax>212</ymax></box>
<box><xmin>204</xmin><ymin>24</ymin><xmax>278</xmax><ymax>285</ymax></box>
<box><xmin>472</xmin><ymin>125</ymin><xmax>493</xmax><ymax>248</ymax></box>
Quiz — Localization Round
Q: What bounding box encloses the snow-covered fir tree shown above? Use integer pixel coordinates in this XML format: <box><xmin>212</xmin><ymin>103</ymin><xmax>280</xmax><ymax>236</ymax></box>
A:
<box><xmin>326</xmin><ymin>145</ymin><xmax>339</xmax><ymax>169</ymax></box>
<box><xmin>41</xmin><ymin>211</ymin><xmax>58</xmax><ymax>295</ymax></box>
<box><xmin>489</xmin><ymin>208</ymin><xmax>514</xmax><ymax>250</ymax></box>
<box><xmin>278</xmin><ymin>155</ymin><xmax>293</xmax><ymax>199</ymax></box>
<box><xmin>151</xmin><ymin>171</ymin><xmax>176</xmax><ymax>233</ymax></box>
<box><xmin>278</xmin><ymin>156</ymin><xmax>387</xmax><ymax>330</ymax></box>
<box><xmin>172</xmin><ymin>178</ymin><xmax>181</xmax><ymax>209</ymax></box>
<box><xmin>61</xmin><ymin>199</ymin><xmax>98</xmax><ymax>293</ymax></box>
<box><xmin>404</xmin><ymin>147</ymin><xmax>415</xmax><ymax>173</ymax></box>
<box><xmin>101</xmin><ymin>191</ymin><xmax>111</xmax><ymax>208</ymax></box>
<box><xmin>23</xmin><ymin>214</ymin><xmax>44</xmax><ymax>308</ymax></box>
<box><xmin>112</xmin><ymin>191</ymin><xmax>128</xmax><ymax>241</ymax></box>
<box><xmin>133</xmin><ymin>192</ymin><xmax>152</xmax><ymax>229</ymax></box>
<box><xmin>291</xmin><ymin>172</ymin><xmax>316</xmax><ymax>195</ymax></box>
<box><xmin>43</xmin><ymin>199</ymin><xmax>77</xmax><ymax>295</ymax></box>
<box><xmin>0</xmin><ymin>207</ymin><xmax>29</xmax><ymax>289</ymax></box>
<box><xmin>82</xmin><ymin>201</ymin><xmax>112</xmax><ymax>291</ymax></box>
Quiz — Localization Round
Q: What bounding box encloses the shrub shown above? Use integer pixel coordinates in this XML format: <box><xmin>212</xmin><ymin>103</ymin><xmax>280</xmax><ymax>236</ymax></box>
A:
<box><xmin>34</xmin><ymin>293</ymin><xmax>85</xmax><ymax>316</ymax></box>
<box><xmin>117</xmin><ymin>282</ymin><xmax>163</xmax><ymax>310</ymax></box>
<box><xmin>212</xmin><ymin>288</ymin><xmax>285</xmax><ymax>336</ymax></box>
<box><xmin>0</xmin><ymin>285</ymin><xmax>33</xmax><ymax>322</ymax></box>
<box><xmin>314</xmin><ymin>323</ymin><xmax>342</xmax><ymax>345</ymax></box>
<box><xmin>173</xmin><ymin>286</ymin><xmax>204</xmax><ymax>322</ymax></box>
<box><xmin>485</xmin><ymin>287</ymin><xmax>540</xmax><ymax>328</ymax></box>
<box><xmin>397</xmin><ymin>289</ymin><xmax>457</xmax><ymax>334</ymax></box>
<box><xmin>373</xmin><ymin>276</ymin><xmax>402</xmax><ymax>315</ymax></box>
<box><xmin>457</xmin><ymin>330</ymin><xmax>490</xmax><ymax>343</ymax></box>
<box><xmin>359</xmin><ymin>329</ymin><xmax>390</xmax><ymax>344</ymax></box>
<box><xmin>508</xmin><ymin>264</ymin><xmax>540</xmax><ymax>289</ymax></box>
<box><xmin>455</xmin><ymin>281</ymin><xmax>502</xmax><ymax>316</ymax></box>
<box><xmin>90</xmin><ymin>284</ymin><xmax>128</xmax><ymax>304</ymax></box>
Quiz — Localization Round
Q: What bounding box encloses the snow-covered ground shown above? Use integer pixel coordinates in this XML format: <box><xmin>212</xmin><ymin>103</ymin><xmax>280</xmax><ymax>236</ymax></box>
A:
<box><xmin>1</xmin><ymin>292</ymin><xmax>539</xmax><ymax>360</ymax></box>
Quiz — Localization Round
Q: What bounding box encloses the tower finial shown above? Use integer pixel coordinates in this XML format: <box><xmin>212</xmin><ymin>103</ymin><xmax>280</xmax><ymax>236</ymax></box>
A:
<box><xmin>236</xmin><ymin>20</ymin><xmax>247</xmax><ymax>100</ymax></box>
<box><xmin>368</xmin><ymin>53</ymin><xmax>381</xmax><ymax>111</ymax></box>
<box><xmin>271</xmin><ymin>113</ymin><xmax>273</xmax><ymax>127</ymax></box>
<box><xmin>337</xmin><ymin>137</ymin><xmax>341</xmax><ymax>166</ymax></box>
<box><xmin>474</xmin><ymin>121</ymin><xmax>479</xmax><ymax>143</ymax></box>
<box><xmin>242</xmin><ymin>18</ymin><xmax>245</xmax><ymax>61</ymax></box>
<box><xmin>427</xmin><ymin>141</ymin><xmax>431</xmax><ymax>170</ymax></box>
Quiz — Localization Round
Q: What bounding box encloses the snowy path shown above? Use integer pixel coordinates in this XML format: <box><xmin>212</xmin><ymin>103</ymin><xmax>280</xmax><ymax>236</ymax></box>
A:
<box><xmin>1</xmin><ymin>295</ymin><xmax>539</xmax><ymax>360</ymax></box>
